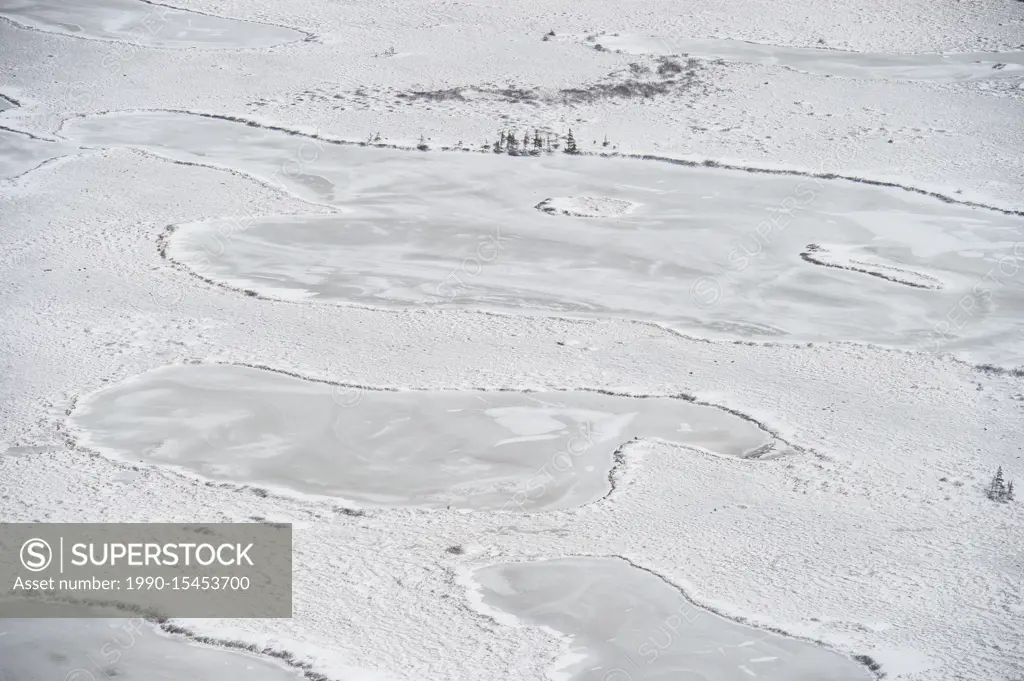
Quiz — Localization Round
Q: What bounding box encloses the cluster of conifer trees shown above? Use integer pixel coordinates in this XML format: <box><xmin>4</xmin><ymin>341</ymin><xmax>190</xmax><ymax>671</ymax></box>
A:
<box><xmin>411</xmin><ymin>129</ymin><xmax>586</xmax><ymax>154</ymax></box>
<box><xmin>490</xmin><ymin>129</ymin><xmax>579</xmax><ymax>155</ymax></box>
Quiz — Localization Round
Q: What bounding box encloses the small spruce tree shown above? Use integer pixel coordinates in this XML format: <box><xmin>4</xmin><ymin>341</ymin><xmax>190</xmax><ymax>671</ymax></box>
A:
<box><xmin>987</xmin><ymin>466</ymin><xmax>1013</xmax><ymax>503</ymax></box>
<box><xmin>417</xmin><ymin>134</ymin><xmax>428</xmax><ymax>151</ymax></box>
<box><xmin>506</xmin><ymin>129</ymin><xmax>519</xmax><ymax>155</ymax></box>
<box><xmin>565</xmin><ymin>129</ymin><xmax>578</xmax><ymax>154</ymax></box>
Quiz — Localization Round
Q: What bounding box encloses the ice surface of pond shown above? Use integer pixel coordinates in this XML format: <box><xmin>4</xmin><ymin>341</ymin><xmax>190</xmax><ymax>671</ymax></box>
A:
<box><xmin>472</xmin><ymin>557</ymin><xmax>873</xmax><ymax>681</ymax></box>
<box><xmin>0</xmin><ymin>130</ymin><xmax>77</xmax><ymax>180</ymax></box>
<box><xmin>0</xmin><ymin>617</ymin><xmax>302</xmax><ymax>681</ymax></box>
<box><xmin>594</xmin><ymin>34</ymin><xmax>1024</xmax><ymax>82</ymax></box>
<box><xmin>0</xmin><ymin>0</ymin><xmax>305</xmax><ymax>49</ymax></box>
<box><xmin>68</xmin><ymin>364</ymin><xmax>773</xmax><ymax>510</ymax></box>
<box><xmin>65</xmin><ymin>111</ymin><xmax>1024</xmax><ymax>363</ymax></box>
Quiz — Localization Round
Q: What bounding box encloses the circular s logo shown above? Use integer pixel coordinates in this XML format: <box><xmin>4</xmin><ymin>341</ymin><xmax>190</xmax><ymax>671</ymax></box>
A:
<box><xmin>602</xmin><ymin>670</ymin><xmax>633</xmax><ymax>681</ymax></box>
<box><xmin>65</xmin><ymin>670</ymin><xmax>97</xmax><ymax>681</ymax></box>
<box><xmin>20</xmin><ymin>538</ymin><xmax>52</xmax><ymax>572</ymax></box>
<box><xmin>689</xmin><ymin>275</ymin><xmax>723</xmax><ymax>309</ymax></box>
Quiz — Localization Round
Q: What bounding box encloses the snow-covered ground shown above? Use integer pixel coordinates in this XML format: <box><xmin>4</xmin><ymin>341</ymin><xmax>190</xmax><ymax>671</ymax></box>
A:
<box><xmin>0</xmin><ymin>0</ymin><xmax>1022</xmax><ymax>680</ymax></box>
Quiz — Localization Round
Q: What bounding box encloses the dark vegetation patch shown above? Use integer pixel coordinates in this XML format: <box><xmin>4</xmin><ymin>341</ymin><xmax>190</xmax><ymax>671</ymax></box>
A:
<box><xmin>396</xmin><ymin>87</ymin><xmax>467</xmax><ymax>102</ymax></box>
<box><xmin>972</xmin><ymin>363</ymin><xmax>1024</xmax><ymax>377</ymax></box>
<box><xmin>389</xmin><ymin>55</ymin><xmax>707</xmax><ymax>107</ymax></box>
<box><xmin>262</xmin><ymin>53</ymin><xmax>710</xmax><ymax>116</ymax></box>
<box><xmin>558</xmin><ymin>78</ymin><xmax>677</xmax><ymax>103</ymax></box>
<box><xmin>656</xmin><ymin>56</ymin><xmax>686</xmax><ymax>77</ymax></box>
<box><xmin>487</xmin><ymin>86</ymin><xmax>543</xmax><ymax>103</ymax></box>
<box><xmin>510</xmin><ymin>56</ymin><xmax>703</xmax><ymax>105</ymax></box>
<box><xmin>334</xmin><ymin>506</ymin><xmax>368</xmax><ymax>517</ymax></box>
<box><xmin>852</xmin><ymin>654</ymin><xmax>884</xmax><ymax>674</ymax></box>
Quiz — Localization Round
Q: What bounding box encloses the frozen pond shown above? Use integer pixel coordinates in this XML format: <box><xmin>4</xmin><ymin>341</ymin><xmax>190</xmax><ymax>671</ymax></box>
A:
<box><xmin>0</xmin><ymin>129</ymin><xmax>77</xmax><ymax>180</ymax></box>
<box><xmin>471</xmin><ymin>557</ymin><xmax>873</xmax><ymax>681</ymax></box>
<box><xmin>68</xmin><ymin>364</ymin><xmax>773</xmax><ymax>511</ymax></box>
<box><xmin>64</xmin><ymin>111</ymin><xmax>1024</xmax><ymax>364</ymax></box>
<box><xmin>0</xmin><ymin>0</ymin><xmax>306</xmax><ymax>49</ymax></box>
<box><xmin>0</xmin><ymin>617</ymin><xmax>302</xmax><ymax>681</ymax></box>
<box><xmin>592</xmin><ymin>34</ymin><xmax>1024</xmax><ymax>82</ymax></box>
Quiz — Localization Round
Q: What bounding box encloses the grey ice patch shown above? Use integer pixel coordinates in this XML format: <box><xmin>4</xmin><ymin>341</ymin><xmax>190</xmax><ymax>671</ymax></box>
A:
<box><xmin>64</xmin><ymin>110</ymin><xmax>1024</xmax><ymax>364</ymax></box>
<box><xmin>472</xmin><ymin>556</ymin><xmax>874</xmax><ymax>681</ymax></box>
<box><xmin>0</xmin><ymin>130</ymin><xmax>77</xmax><ymax>182</ymax></box>
<box><xmin>67</xmin><ymin>363</ymin><xmax>774</xmax><ymax>511</ymax></box>
<box><xmin>0</xmin><ymin>0</ymin><xmax>306</xmax><ymax>49</ymax></box>
<box><xmin>0</xmin><ymin>617</ymin><xmax>304</xmax><ymax>681</ymax></box>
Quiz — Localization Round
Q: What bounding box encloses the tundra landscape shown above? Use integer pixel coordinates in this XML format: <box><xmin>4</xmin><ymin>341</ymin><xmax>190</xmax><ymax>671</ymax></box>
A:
<box><xmin>0</xmin><ymin>0</ymin><xmax>1022</xmax><ymax>679</ymax></box>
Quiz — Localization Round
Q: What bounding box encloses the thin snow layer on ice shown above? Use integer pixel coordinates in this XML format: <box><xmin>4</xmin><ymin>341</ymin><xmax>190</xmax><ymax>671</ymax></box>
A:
<box><xmin>67</xmin><ymin>363</ymin><xmax>773</xmax><ymax>511</ymax></box>
<box><xmin>0</xmin><ymin>129</ymin><xmax>76</xmax><ymax>180</ymax></box>
<box><xmin>535</xmin><ymin>196</ymin><xmax>638</xmax><ymax>218</ymax></box>
<box><xmin>0</xmin><ymin>617</ymin><xmax>303</xmax><ymax>681</ymax></box>
<box><xmin>592</xmin><ymin>34</ymin><xmax>1024</xmax><ymax>83</ymax></box>
<box><xmin>0</xmin><ymin>0</ymin><xmax>306</xmax><ymax>49</ymax></box>
<box><xmin>470</xmin><ymin>557</ymin><xmax>873</xmax><ymax>681</ymax></box>
<box><xmin>0</xmin><ymin>95</ymin><xmax>15</xmax><ymax>111</ymax></box>
<box><xmin>66</xmin><ymin>111</ymin><xmax>1024</xmax><ymax>363</ymax></box>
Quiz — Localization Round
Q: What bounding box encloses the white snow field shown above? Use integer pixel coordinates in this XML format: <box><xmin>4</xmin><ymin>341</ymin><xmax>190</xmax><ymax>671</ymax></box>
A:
<box><xmin>469</xmin><ymin>556</ymin><xmax>874</xmax><ymax>680</ymax></box>
<box><xmin>1</xmin><ymin>0</ymin><xmax>1023</xmax><ymax>680</ymax></box>
<box><xmin>67</xmin><ymin>363</ymin><xmax>776</xmax><ymax>510</ymax></box>
<box><xmin>589</xmin><ymin>33</ymin><xmax>1024</xmax><ymax>83</ymax></box>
